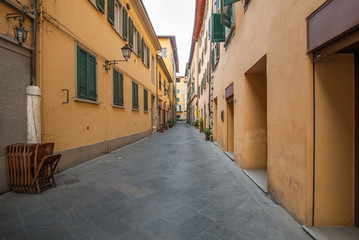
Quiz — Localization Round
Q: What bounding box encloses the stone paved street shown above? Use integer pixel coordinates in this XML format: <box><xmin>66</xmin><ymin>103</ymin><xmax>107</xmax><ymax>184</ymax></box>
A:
<box><xmin>0</xmin><ymin>123</ymin><xmax>311</xmax><ymax>240</ymax></box>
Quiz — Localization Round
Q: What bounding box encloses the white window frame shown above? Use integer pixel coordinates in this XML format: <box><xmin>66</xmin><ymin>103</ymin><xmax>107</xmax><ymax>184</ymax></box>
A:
<box><xmin>114</xmin><ymin>1</ymin><xmax>123</xmax><ymax>37</ymax></box>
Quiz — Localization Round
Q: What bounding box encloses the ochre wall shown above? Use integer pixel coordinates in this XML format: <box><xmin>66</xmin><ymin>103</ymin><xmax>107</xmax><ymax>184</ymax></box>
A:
<box><xmin>314</xmin><ymin>54</ymin><xmax>355</xmax><ymax>226</ymax></box>
<box><xmin>39</xmin><ymin>0</ymin><xmax>159</xmax><ymax>153</ymax></box>
<box><xmin>211</xmin><ymin>0</ymin><xmax>327</xmax><ymax>224</ymax></box>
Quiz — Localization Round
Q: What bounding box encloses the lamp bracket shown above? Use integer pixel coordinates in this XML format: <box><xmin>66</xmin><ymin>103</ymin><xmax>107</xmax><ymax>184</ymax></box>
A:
<box><xmin>105</xmin><ymin>59</ymin><xmax>128</xmax><ymax>71</ymax></box>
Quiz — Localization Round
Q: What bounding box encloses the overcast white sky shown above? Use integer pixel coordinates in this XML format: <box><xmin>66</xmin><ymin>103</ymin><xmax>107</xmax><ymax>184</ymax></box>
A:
<box><xmin>141</xmin><ymin>0</ymin><xmax>195</xmax><ymax>76</ymax></box>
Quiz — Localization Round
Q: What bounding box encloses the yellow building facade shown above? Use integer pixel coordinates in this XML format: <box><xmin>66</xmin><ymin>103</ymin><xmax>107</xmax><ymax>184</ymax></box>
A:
<box><xmin>158</xmin><ymin>36</ymin><xmax>179</xmax><ymax>122</ymax></box>
<box><xmin>188</xmin><ymin>0</ymin><xmax>359</xmax><ymax>227</ymax></box>
<box><xmin>0</xmin><ymin>0</ymin><xmax>177</xmax><ymax>193</ymax></box>
<box><xmin>176</xmin><ymin>76</ymin><xmax>187</xmax><ymax>120</ymax></box>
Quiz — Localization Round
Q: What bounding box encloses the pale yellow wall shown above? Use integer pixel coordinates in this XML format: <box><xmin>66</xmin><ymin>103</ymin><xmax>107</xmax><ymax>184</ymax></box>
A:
<box><xmin>39</xmin><ymin>0</ymin><xmax>159</xmax><ymax>152</ymax></box>
<box><xmin>159</xmin><ymin>38</ymin><xmax>176</xmax><ymax>80</ymax></box>
<box><xmin>210</xmin><ymin>0</ymin><xmax>328</xmax><ymax>224</ymax></box>
<box><xmin>314</xmin><ymin>54</ymin><xmax>355</xmax><ymax>226</ymax></box>
<box><xmin>176</xmin><ymin>76</ymin><xmax>187</xmax><ymax>119</ymax></box>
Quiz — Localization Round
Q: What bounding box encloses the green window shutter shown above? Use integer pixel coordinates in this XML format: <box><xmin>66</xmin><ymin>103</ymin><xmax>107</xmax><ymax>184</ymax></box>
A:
<box><xmin>137</xmin><ymin>32</ymin><xmax>141</xmax><ymax>56</ymax></box>
<box><xmin>146</xmin><ymin>47</ymin><xmax>150</xmax><ymax>68</ymax></box>
<box><xmin>123</xmin><ymin>8</ymin><xmax>128</xmax><ymax>40</ymax></box>
<box><xmin>132</xmin><ymin>81</ymin><xmax>135</xmax><ymax>109</ymax></box>
<box><xmin>221</xmin><ymin>2</ymin><xmax>233</xmax><ymax>28</ymax></box>
<box><xmin>97</xmin><ymin>0</ymin><xmax>105</xmax><ymax>13</ymax></box>
<box><xmin>144</xmin><ymin>89</ymin><xmax>148</xmax><ymax>111</ymax></box>
<box><xmin>107</xmin><ymin>0</ymin><xmax>114</xmax><ymax>25</ymax></box>
<box><xmin>113</xmin><ymin>70</ymin><xmax>120</xmax><ymax>105</ymax></box>
<box><xmin>87</xmin><ymin>54</ymin><xmax>97</xmax><ymax>101</ymax></box>
<box><xmin>77</xmin><ymin>47</ymin><xmax>88</xmax><ymax>99</ymax></box>
<box><xmin>119</xmin><ymin>73</ymin><xmax>124</xmax><ymax>105</ymax></box>
<box><xmin>224</xmin><ymin>0</ymin><xmax>240</xmax><ymax>6</ymax></box>
<box><xmin>141</xmin><ymin>38</ymin><xmax>144</xmax><ymax>62</ymax></box>
<box><xmin>159</xmin><ymin>74</ymin><xmax>162</xmax><ymax>90</ymax></box>
<box><xmin>211</xmin><ymin>13</ymin><xmax>225</xmax><ymax>42</ymax></box>
<box><xmin>128</xmin><ymin>17</ymin><xmax>133</xmax><ymax>47</ymax></box>
<box><xmin>136</xmin><ymin>84</ymin><xmax>139</xmax><ymax>109</ymax></box>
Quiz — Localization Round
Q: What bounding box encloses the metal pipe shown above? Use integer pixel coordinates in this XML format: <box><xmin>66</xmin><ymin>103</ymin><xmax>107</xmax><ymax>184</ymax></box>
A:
<box><xmin>31</xmin><ymin>0</ymin><xmax>37</xmax><ymax>85</ymax></box>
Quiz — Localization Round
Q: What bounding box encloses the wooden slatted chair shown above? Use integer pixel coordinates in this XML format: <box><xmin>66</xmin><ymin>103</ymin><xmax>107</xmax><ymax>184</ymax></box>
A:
<box><xmin>6</xmin><ymin>143</ymin><xmax>60</xmax><ymax>193</ymax></box>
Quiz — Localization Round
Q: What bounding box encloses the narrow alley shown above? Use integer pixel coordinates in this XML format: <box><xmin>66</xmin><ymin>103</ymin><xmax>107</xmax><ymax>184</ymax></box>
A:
<box><xmin>0</xmin><ymin>123</ymin><xmax>310</xmax><ymax>240</ymax></box>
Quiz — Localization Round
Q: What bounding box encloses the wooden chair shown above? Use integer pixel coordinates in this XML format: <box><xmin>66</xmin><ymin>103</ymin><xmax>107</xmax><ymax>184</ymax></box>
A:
<box><xmin>6</xmin><ymin>143</ymin><xmax>60</xmax><ymax>193</ymax></box>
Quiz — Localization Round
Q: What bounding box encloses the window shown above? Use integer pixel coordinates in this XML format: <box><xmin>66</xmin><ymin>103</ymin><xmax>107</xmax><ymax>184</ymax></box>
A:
<box><xmin>143</xmin><ymin>44</ymin><xmax>150</xmax><ymax>68</ymax></box>
<box><xmin>177</xmin><ymin>89</ymin><xmax>180</xmax><ymax>93</ymax></box>
<box><xmin>107</xmin><ymin>0</ymin><xmax>115</xmax><ymax>25</ymax></box>
<box><xmin>113</xmin><ymin>70</ymin><xmax>124</xmax><ymax>106</ymax></box>
<box><xmin>151</xmin><ymin>56</ymin><xmax>155</xmax><ymax>83</ymax></box>
<box><xmin>159</xmin><ymin>73</ymin><xmax>162</xmax><ymax>90</ymax></box>
<box><xmin>128</xmin><ymin>17</ymin><xmax>134</xmax><ymax>47</ymax></box>
<box><xmin>161</xmin><ymin>48</ymin><xmax>167</xmax><ymax>58</ymax></box>
<box><xmin>244</xmin><ymin>0</ymin><xmax>252</xmax><ymax>12</ymax></box>
<box><xmin>137</xmin><ymin>32</ymin><xmax>141</xmax><ymax>56</ymax></box>
<box><xmin>77</xmin><ymin>46</ymin><xmax>97</xmax><ymax>101</ymax></box>
<box><xmin>97</xmin><ymin>0</ymin><xmax>105</xmax><ymax>13</ymax></box>
<box><xmin>141</xmin><ymin>37</ymin><xmax>144</xmax><ymax>62</ymax></box>
<box><xmin>143</xmin><ymin>89</ymin><xmax>148</xmax><ymax>111</ymax></box>
<box><xmin>114</xmin><ymin>1</ymin><xmax>123</xmax><ymax>36</ymax></box>
<box><xmin>122</xmin><ymin>7</ymin><xmax>128</xmax><ymax>40</ymax></box>
<box><xmin>132</xmin><ymin>81</ymin><xmax>138</xmax><ymax>109</ymax></box>
<box><xmin>133</xmin><ymin>27</ymin><xmax>138</xmax><ymax>53</ymax></box>
<box><xmin>211</xmin><ymin>13</ymin><xmax>225</xmax><ymax>42</ymax></box>
<box><xmin>176</xmin><ymin>97</ymin><xmax>180</xmax><ymax>102</ymax></box>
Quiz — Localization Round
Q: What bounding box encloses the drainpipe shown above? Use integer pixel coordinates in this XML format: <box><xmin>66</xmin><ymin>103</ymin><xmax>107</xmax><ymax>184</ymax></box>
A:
<box><xmin>30</xmin><ymin>0</ymin><xmax>37</xmax><ymax>86</ymax></box>
<box><xmin>27</xmin><ymin>0</ymin><xmax>41</xmax><ymax>143</ymax></box>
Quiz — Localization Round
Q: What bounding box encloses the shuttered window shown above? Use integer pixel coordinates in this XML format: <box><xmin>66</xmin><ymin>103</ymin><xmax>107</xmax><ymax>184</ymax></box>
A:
<box><xmin>137</xmin><ymin>32</ymin><xmax>141</xmax><ymax>56</ymax></box>
<box><xmin>159</xmin><ymin>73</ymin><xmax>162</xmax><ymax>90</ymax></box>
<box><xmin>77</xmin><ymin>46</ymin><xmax>97</xmax><ymax>101</ymax></box>
<box><xmin>224</xmin><ymin>0</ymin><xmax>240</xmax><ymax>5</ymax></box>
<box><xmin>122</xmin><ymin>8</ymin><xmax>128</xmax><ymax>40</ymax></box>
<box><xmin>244</xmin><ymin>0</ymin><xmax>252</xmax><ymax>11</ymax></box>
<box><xmin>211</xmin><ymin>13</ymin><xmax>225</xmax><ymax>42</ymax></box>
<box><xmin>146</xmin><ymin>47</ymin><xmax>150</xmax><ymax>68</ymax></box>
<box><xmin>113</xmin><ymin>70</ymin><xmax>124</xmax><ymax>106</ymax></box>
<box><xmin>143</xmin><ymin>89</ymin><xmax>148</xmax><ymax>112</ymax></box>
<box><xmin>107</xmin><ymin>0</ymin><xmax>114</xmax><ymax>25</ymax></box>
<box><xmin>97</xmin><ymin>0</ymin><xmax>105</xmax><ymax>13</ymax></box>
<box><xmin>128</xmin><ymin>17</ymin><xmax>133</xmax><ymax>47</ymax></box>
<box><xmin>141</xmin><ymin>38</ymin><xmax>144</xmax><ymax>62</ymax></box>
<box><xmin>132</xmin><ymin>81</ymin><xmax>138</xmax><ymax>109</ymax></box>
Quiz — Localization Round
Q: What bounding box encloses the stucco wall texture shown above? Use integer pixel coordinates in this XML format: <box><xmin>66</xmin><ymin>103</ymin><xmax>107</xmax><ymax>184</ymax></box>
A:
<box><xmin>210</xmin><ymin>0</ymin><xmax>330</xmax><ymax>225</ymax></box>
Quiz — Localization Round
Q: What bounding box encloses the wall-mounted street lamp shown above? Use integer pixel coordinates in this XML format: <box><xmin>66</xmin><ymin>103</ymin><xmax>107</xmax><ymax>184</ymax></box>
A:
<box><xmin>7</xmin><ymin>11</ymin><xmax>28</xmax><ymax>44</ymax></box>
<box><xmin>105</xmin><ymin>44</ymin><xmax>132</xmax><ymax>71</ymax></box>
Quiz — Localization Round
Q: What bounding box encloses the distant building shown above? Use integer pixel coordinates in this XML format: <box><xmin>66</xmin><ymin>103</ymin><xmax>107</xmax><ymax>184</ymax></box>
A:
<box><xmin>176</xmin><ymin>76</ymin><xmax>187</xmax><ymax>120</ymax></box>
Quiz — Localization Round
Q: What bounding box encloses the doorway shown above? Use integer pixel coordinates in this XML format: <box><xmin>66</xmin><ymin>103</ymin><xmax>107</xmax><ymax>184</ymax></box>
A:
<box><xmin>213</xmin><ymin>98</ymin><xmax>218</xmax><ymax>142</ymax></box>
<box><xmin>314</xmin><ymin>51</ymin><xmax>359</xmax><ymax>226</ymax></box>
<box><xmin>244</xmin><ymin>55</ymin><xmax>268</xmax><ymax>170</ymax></box>
<box><xmin>226</xmin><ymin>98</ymin><xmax>234</xmax><ymax>153</ymax></box>
<box><xmin>151</xmin><ymin>94</ymin><xmax>155</xmax><ymax>133</ymax></box>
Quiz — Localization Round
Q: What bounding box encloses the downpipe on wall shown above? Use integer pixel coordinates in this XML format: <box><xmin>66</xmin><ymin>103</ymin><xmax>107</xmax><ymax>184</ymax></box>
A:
<box><xmin>27</xmin><ymin>0</ymin><xmax>41</xmax><ymax>144</ymax></box>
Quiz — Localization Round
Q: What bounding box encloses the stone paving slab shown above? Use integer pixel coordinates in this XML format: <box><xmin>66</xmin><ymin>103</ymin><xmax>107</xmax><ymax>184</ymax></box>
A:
<box><xmin>0</xmin><ymin>123</ymin><xmax>311</xmax><ymax>240</ymax></box>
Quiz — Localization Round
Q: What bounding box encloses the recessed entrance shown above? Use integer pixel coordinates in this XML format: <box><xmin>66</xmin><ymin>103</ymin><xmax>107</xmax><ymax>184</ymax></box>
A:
<box><xmin>244</xmin><ymin>55</ymin><xmax>267</xmax><ymax>170</ymax></box>
<box><xmin>243</xmin><ymin>55</ymin><xmax>268</xmax><ymax>193</ymax></box>
<box><xmin>213</xmin><ymin>98</ymin><xmax>218</xmax><ymax>142</ymax></box>
<box><xmin>314</xmin><ymin>52</ymin><xmax>357</xmax><ymax>226</ymax></box>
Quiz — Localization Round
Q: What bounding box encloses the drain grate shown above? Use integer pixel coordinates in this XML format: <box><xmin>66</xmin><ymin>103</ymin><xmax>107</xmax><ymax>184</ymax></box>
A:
<box><xmin>64</xmin><ymin>179</ymin><xmax>81</xmax><ymax>185</ymax></box>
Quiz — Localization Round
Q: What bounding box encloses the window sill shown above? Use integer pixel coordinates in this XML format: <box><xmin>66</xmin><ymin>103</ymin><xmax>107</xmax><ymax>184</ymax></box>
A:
<box><xmin>74</xmin><ymin>98</ymin><xmax>100</xmax><ymax>105</ymax></box>
<box><xmin>132</xmin><ymin>108</ymin><xmax>139</xmax><ymax>111</ymax></box>
<box><xmin>112</xmin><ymin>104</ymin><xmax>125</xmax><ymax>109</ymax></box>
<box><xmin>144</xmin><ymin>110</ymin><xmax>149</xmax><ymax>113</ymax></box>
<box><xmin>224</xmin><ymin>25</ymin><xmax>235</xmax><ymax>49</ymax></box>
